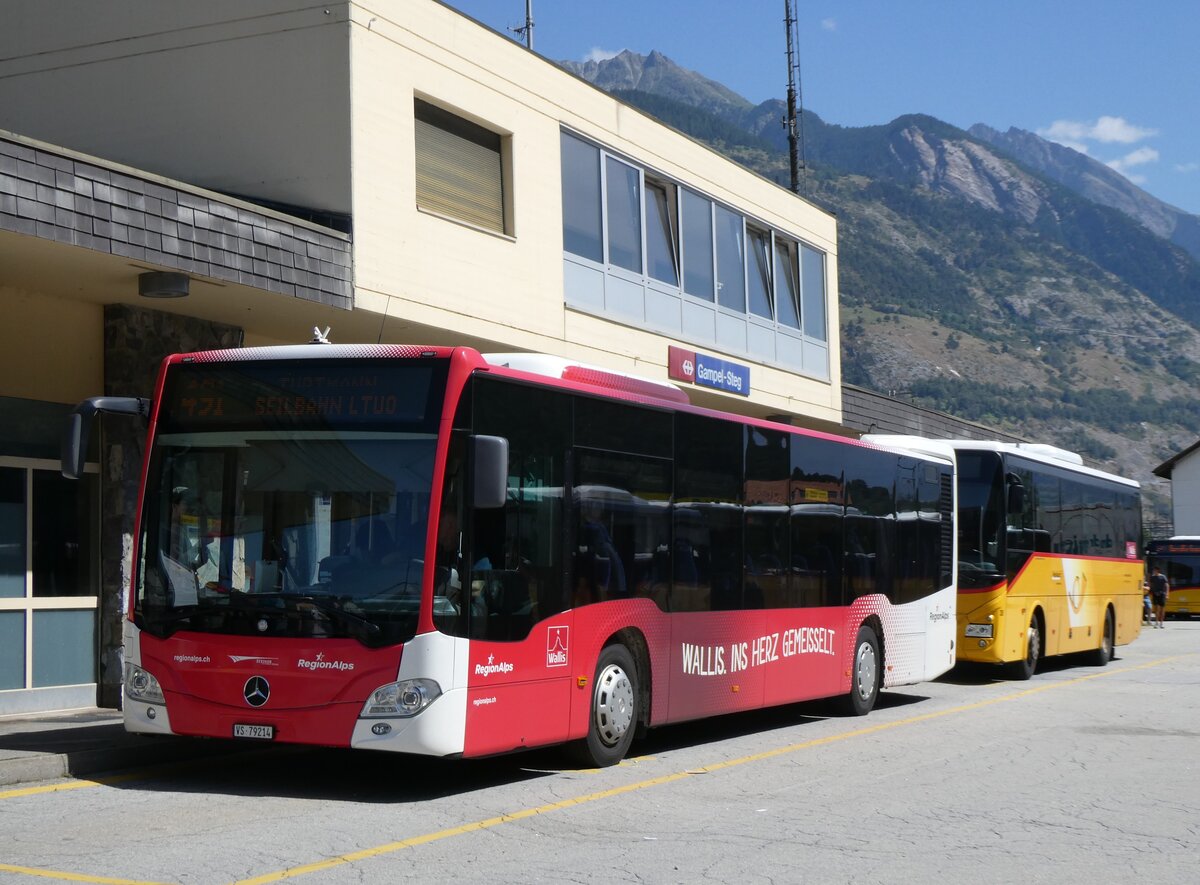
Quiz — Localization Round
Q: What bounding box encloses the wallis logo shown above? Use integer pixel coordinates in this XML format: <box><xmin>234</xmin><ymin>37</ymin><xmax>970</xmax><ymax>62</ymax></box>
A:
<box><xmin>546</xmin><ymin>626</ymin><xmax>569</xmax><ymax>668</ymax></box>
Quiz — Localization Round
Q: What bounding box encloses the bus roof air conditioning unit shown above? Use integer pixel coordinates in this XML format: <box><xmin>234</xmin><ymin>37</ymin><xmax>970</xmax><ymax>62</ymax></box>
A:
<box><xmin>482</xmin><ymin>353</ymin><xmax>689</xmax><ymax>404</ymax></box>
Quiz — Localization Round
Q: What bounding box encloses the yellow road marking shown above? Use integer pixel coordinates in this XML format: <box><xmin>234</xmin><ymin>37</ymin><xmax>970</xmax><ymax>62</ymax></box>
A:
<box><xmin>0</xmin><ymin>654</ymin><xmax>1188</xmax><ymax>885</ymax></box>
<box><xmin>0</xmin><ymin>864</ymin><xmax>171</xmax><ymax>885</ymax></box>
<box><xmin>0</xmin><ymin>770</ymin><xmax>146</xmax><ymax>801</ymax></box>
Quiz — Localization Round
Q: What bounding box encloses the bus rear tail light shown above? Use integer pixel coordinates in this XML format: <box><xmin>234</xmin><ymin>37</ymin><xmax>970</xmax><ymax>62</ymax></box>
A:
<box><xmin>361</xmin><ymin>679</ymin><xmax>441</xmax><ymax>718</ymax></box>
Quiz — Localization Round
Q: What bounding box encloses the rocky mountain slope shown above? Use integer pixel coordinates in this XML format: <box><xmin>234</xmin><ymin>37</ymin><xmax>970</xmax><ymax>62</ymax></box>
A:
<box><xmin>969</xmin><ymin>124</ymin><xmax>1200</xmax><ymax>262</ymax></box>
<box><xmin>560</xmin><ymin>50</ymin><xmax>1200</xmax><ymax>528</ymax></box>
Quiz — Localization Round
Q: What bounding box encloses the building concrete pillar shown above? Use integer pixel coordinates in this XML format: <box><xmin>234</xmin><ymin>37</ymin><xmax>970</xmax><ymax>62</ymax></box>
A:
<box><xmin>98</xmin><ymin>305</ymin><xmax>243</xmax><ymax>708</ymax></box>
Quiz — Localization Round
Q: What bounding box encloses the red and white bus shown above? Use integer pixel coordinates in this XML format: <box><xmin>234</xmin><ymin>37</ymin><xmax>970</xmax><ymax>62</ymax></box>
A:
<box><xmin>64</xmin><ymin>344</ymin><xmax>956</xmax><ymax>766</ymax></box>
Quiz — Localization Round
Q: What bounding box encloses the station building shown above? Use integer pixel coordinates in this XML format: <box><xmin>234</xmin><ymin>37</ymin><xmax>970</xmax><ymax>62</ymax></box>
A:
<box><xmin>0</xmin><ymin>0</ymin><xmax>841</xmax><ymax>714</ymax></box>
<box><xmin>1153</xmin><ymin>441</ymin><xmax>1200</xmax><ymax>536</ymax></box>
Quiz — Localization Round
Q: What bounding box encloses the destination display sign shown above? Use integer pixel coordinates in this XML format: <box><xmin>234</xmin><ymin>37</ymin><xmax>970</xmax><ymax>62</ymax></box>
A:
<box><xmin>668</xmin><ymin>345</ymin><xmax>750</xmax><ymax>396</ymax></box>
<box><xmin>158</xmin><ymin>360</ymin><xmax>446</xmax><ymax>431</ymax></box>
<box><xmin>1156</xmin><ymin>542</ymin><xmax>1200</xmax><ymax>554</ymax></box>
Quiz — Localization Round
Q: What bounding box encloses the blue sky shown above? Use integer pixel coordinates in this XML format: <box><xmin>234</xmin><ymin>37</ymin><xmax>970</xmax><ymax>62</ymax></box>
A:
<box><xmin>443</xmin><ymin>1</ymin><xmax>1200</xmax><ymax>216</ymax></box>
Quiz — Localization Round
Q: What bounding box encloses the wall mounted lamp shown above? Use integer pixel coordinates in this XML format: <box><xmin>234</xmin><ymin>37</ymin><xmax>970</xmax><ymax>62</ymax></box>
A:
<box><xmin>138</xmin><ymin>271</ymin><xmax>190</xmax><ymax>299</ymax></box>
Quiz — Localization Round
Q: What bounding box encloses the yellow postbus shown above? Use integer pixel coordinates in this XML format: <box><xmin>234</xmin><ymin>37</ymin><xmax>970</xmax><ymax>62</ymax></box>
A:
<box><xmin>952</xmin><ymin>441</ymin><xmax>1143</xmax><ymax>678</ymax></box>
<box><xmin>1145</xmin><ymin>538</ymin><xmax>1200</xmax><ymax>619</ymax></box>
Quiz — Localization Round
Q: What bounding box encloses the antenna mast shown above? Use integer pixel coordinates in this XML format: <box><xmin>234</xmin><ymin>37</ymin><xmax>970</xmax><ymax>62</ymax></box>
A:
<box><xmin>783</xmin><ymin>0</ymin><xmax>805</xmax><ymax>193</ymax></box>
<box><xmin>512</xmin><ymin>0</ymin><xmax>534</xmax><ymax>50</ymax></box>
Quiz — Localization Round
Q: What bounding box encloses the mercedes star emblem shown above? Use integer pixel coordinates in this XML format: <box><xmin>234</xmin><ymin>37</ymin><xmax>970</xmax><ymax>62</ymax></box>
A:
<box><xmin>243</xmin><ymin>675</ymin><xmax>270</xmax><ymax>707</ymax></box>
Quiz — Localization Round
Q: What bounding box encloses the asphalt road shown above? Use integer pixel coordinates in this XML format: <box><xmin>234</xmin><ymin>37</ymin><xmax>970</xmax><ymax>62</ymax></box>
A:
<box><xmin>1</xmin><ymin>622</ymin><xmax>1196</xmax><ymax>885</ymax></box>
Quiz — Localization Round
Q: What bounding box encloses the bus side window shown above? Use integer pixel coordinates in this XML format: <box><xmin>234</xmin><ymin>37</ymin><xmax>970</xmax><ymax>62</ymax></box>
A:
<box><xmin>675</xmin><ymin>413</ymin><xmax>742</xmax><ymax>612</ymax></box>
<box><xmin>572</xmin><ymin>448</ymin><xmax>670</xmax><ymax>611</ymax></box>
<box><xmin>790</xmin><ymin>436</ymin><xmax>845</xmax><ymax>608</ymax></box>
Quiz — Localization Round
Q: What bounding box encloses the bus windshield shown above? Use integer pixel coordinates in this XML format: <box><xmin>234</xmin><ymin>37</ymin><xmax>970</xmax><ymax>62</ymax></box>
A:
<box><xmin>135</xmin><ymin>358</ymin><xmax>448</xmax><ymax>647</ymax></box>
<box><xmin>956</xmin><ymin>450</ymin><xmax>1005</xmax><ymax>588</ymax></box>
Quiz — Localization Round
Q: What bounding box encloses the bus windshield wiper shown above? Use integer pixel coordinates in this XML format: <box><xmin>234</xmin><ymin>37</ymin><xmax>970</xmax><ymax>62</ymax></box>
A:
<box><xmin>141</xmin><ymin>593</ymin><xmax>385</xmax><ymax>641</ymax></box>
<box><xmin>246</xmin><ymin>592</ymin><xmax>383</xmax><ymax>638</ymax></box>
<box><xmin>139</xmin><ymin>602</ymin><xmax>215</xmax><ymax>638</ymax></box>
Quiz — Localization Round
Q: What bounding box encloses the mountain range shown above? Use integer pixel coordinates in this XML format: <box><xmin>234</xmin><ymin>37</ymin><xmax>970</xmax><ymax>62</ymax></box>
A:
<box><xmin>560</xmin><ymin>50</ymin><xmax>1200</xmax><ymax>529</ymax></box>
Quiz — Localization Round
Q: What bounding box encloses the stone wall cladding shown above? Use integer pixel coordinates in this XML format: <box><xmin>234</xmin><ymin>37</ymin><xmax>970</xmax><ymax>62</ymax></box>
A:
<box><xmin>0</xmin><ymin>134</ymin><xmax>351</xmax><ymax>308</ymax></box>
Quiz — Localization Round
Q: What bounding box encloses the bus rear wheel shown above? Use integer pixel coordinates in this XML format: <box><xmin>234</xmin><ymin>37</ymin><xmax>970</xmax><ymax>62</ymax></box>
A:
<box><xmin>572</xmin><ymin>643</ymin><xmax>639</xmax><ymax>767</ymax></box>
<box><xmin>1009</xmin><ymin>614</ymin><xmax>1040</xmax><ymax>680</ymax></box>
<box><xmin>1088</xmin><ymin>607</ymin><xmax>1114</xmax><ymax>666</ymax></box>
<box><xmin>839</xmin><ymin>625</ymin><xmax>881</xmax><ymax>716</ymax></box>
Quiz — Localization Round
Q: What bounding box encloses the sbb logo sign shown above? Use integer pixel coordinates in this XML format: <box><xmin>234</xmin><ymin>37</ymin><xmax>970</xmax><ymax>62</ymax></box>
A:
<box><xmin>667</xmin><ymin>345</ymin><xmax>750</xmax><ymax>397</ymax></box>
<box><xmin>668</xmin><ymin>346</ymin><xmax>696</xmax><ymax>382</ymax></box>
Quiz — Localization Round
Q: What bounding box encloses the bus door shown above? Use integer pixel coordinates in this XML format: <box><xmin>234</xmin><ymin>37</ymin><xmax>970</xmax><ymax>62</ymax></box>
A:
<box><xmin>454</xmin><ymin>380</ymin><xmax>577</xmax><ymax>756</ymax></box>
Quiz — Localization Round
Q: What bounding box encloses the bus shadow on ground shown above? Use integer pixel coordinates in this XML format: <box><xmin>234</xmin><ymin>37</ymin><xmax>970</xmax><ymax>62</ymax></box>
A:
<box><xmin>541</xmin><ymin>689</ymin><xmax>931</xmax><ymax>767</ymax></box>
<box><xmin>105</xmin><ymin>742</ymin><xmax>561</xmax><ymax>803</ymax></box>
<box><xmin>102</xmin><ymin>691</ymin><xmax>933</xmax><ymax>803</ymax></box>
<box><xmin>940</xmin><ymin>652</ymin><xmax>1127</xmax><ymax>687</ymax></box>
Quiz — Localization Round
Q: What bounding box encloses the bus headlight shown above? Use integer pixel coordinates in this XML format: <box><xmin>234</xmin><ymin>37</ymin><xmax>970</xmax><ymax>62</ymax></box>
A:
<box><xmin>361</xmin><ymin>679</ymin><xmax>442</xmax><ymax>718</ymax></box>
<box><xmin>125</xmin><ymin>663</ymin><xmax>165</xmax><ymax>704</ymax></box>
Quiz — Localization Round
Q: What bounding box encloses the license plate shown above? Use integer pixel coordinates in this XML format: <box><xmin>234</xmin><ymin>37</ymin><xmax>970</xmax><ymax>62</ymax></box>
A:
<box><xmin>965</xmin><ymin>624</ymin><xmax>993</xmax><ymax>638</ymax></box>
<box><xmin>233</xmin><ymin>723</ymin><xmax>275</xmax><ymax>740</ymax></box>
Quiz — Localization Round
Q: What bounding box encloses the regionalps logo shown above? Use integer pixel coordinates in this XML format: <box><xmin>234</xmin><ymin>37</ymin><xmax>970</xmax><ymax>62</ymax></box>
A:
<box><xmin>474</xmin><ymin>654</ymin><xmax>514</xmax><ymax>677</ymax></box>
<box><xmin>296</xmin><ymin>652</ymin><xmax>355</xmax><ymax>672</ymax></box>
<box><xmin>173</xmin><ymin>654</ymin><xmax>210</xmax><ymax>664</ymax></box>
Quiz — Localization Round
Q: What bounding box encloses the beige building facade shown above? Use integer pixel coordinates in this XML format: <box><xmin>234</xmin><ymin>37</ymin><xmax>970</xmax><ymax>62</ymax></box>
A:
<box><xmin>0</xmin><ymin>0</ymin><xmax>841</xmax><ymax>714</ymax></box>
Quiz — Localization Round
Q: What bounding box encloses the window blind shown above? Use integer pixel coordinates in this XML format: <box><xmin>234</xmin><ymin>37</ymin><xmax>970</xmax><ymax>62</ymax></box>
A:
<box><xmin>415</xmin><ymin>100</ymin><xmax>505</xmax><ymax>233</ymax></box>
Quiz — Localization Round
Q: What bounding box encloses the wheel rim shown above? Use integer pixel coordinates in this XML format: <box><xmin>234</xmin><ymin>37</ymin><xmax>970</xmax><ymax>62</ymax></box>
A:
<box><xmin>854</xmin><ymin>641</ymin><xmax>878</xmax><ymax>702</ymax></box>
<box><xmin>1027</xmin><ymin>623</ymin><xmax>1039</xmax><ymax>667</ymax></box>
<box><xmin>1103</xmin><ymin>614</ymin><xmax>1114</xmax><ymax>657</ymax></box>
<box><xmin>594</xmin><ymin>662</ymin><xmax>635</xmax><ymax>747</ymax></box>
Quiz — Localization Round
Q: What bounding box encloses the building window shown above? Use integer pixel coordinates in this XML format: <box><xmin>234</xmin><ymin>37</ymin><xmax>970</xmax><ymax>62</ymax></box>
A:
<box><xmin>682</xmin><ymin>188</ymin><xmax>714</xmax><ymax>301</ymax></box>
<box><xmin>415</xmin><ymin>99</ymin><xmax>506</xmax><ymax>234</ymax></box>
<box><xmin>774</xmin><ymin>238</ymin><xmax>801</xmax><ymax>330</ymax></box>
<box><xmin>0</xmin><ymin>458</ymin><xmax>99</xmax><ymax>705</ymax></box>
<box><xmin>714</xmin><ymin>204</ymin><xmax>746</xmax><ymax>313</ymax></box>
<box><xmin>645</xmin><ymin>179</ymin><xmax>679</xmax><ymax>286</ymax></box>
<box><xmin>801</xmin><ymin>243</ymin><xmax>827</xmax><ymax>342</ymax></box>
<box><xmin>605</xmin><ymin>156</ymin><xmax>642</xmax><ymax>273</ymax></box>
<box><xmin>747</xmin><ymin>227</ymin><xmax>773</xmax><ymax>320</ymax></box>
<box><xmin>561</xmin><ymin>132</ymin><xmax>602</xmax><ymax>261</ymax></box>
<box><xmin>0</xmin><ymin>467</ymin><xmax>24</xmax><ymax>599</ymax></box>
<box><xmin>33</xmin><ymin>469</ymin><xmax>97</xmax><ymax>597</ymax></box>
<box><xmin>559</xmin><ymin>129</ymin><xmax>830</xmax><ymax>377</ymax></box>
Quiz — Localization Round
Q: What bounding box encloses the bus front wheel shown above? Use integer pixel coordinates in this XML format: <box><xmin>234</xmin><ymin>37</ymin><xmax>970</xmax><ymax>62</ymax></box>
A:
<box><xmin>839</xmin><ymin>625</ymin><xmax>881</xmax><ymax>716</ymax></box>
<box><xmin>573</xmin><ymin>643</ymin><xmax>639</xmax><ymax>767</ymax></box>
<box><xmin>1009</xmin><ymin>614</ymin><xmax>1040</xmax><ymax>680</ymax></box>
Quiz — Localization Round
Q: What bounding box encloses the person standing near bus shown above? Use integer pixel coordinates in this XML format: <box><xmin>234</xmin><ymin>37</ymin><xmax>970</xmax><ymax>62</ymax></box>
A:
<box><xmin>1148</xmin><ymin>565</ymin><xmax>1170</xmax><ymax>628</ymax></box>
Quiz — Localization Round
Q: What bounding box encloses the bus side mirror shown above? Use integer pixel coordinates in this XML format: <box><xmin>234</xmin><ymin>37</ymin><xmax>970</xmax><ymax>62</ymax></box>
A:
<box><xmin>470</xmin><ymin>434</ymin><xmax>509</xmax><ymax>509</ymax></box>
<box><xmin>61</xmin><ymin>396</ymin><xmax>150</xmax><ymax>480</ymax></box>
